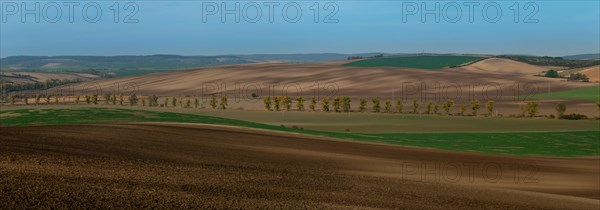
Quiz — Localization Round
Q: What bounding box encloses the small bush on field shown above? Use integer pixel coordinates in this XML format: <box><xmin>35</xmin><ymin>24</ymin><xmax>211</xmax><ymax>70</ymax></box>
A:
<box><xmin>560</xmin><ymin>113</ymin><xmax>588</xmax><ymax>120</ymax></box>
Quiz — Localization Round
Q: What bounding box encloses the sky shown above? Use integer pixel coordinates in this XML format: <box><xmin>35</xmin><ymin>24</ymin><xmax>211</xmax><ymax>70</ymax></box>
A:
<box><xmin>1</xmin><ymin>0</ymin><xmax>599</xmax><ymax>57</ymax></box>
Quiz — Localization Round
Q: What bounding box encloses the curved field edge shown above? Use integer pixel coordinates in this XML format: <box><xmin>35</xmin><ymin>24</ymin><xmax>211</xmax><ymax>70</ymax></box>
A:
<box><xmin>341</xmin><ymin>56</ymin><xmax>483</xmax><ymax>70</ymax></box>
<box><xmin>1</xmin><ymin>108</ymin><xmax>598</xmax><ymax>157</ymax></box>
<box><xmin>526</xmin><ymin>85</ymin><xmax>600</xmax><ymax>101</ymax></box>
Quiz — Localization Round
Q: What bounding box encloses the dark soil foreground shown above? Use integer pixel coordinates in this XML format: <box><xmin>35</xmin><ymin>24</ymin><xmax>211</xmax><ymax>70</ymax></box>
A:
<box><xmin>1</xmin><ymin>123</ymin><xmax>599</xmax><ymax>209</ymax></box>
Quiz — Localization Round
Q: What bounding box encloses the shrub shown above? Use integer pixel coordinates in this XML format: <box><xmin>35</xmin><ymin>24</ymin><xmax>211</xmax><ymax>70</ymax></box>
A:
<box><xmin>85</xmin><ymin>95</ymin><xmax>91</xmax><ymax>104</ymax></box>
<box><xmin>372</xmin><ymin>97</ymin><xmax>381</xmax><ymax>113</ymax></box>
<box><xmin>555</xmin><ymin>102</ymin><xmax>566</xmax><ymax>118</ymax></box>
<box><xmin>333</xmin><ymin>97</ymin><xmax>341</xmax><ymax>112</ymax></box>
<box><xmin>220</xmin><ymin>96</ymin><xmax>228</xmax><ymax>109</ymax></box>
<box><xmin>342</xmin><ymin>97</ymin><xmax>351</xmax><ymax>112</ymax></box>
<box><xmin>425</xmin><ymin>101</ymin><xmax>433</xmax><ymax>114</ymax></box>
<box><xmin>92</xmin><ymin>94</ymin><xmax>98</xmax><ymax>105</ymax></box>
<box><xmin>433</xmin><ymin>103</ymin><xmax>440</xmax><ymax>115</ymax></box>
<box><xmin>8</xmin><ymin>95</ymin><xmax>15</xmax><ymax>105</ymax></box>
<box><xmin>35</xmin><ymin>94</ymin><xmax>42</xmax><ymax>105</ymax></box>
<box><xmin>560</xmin><ymin>113</ymin><xmax>588</xmax><ymax>120</ymax></box>
<box><xmin>544</xmin><ymin>69</ymin><xmax>559</xmax><ymax>78</ymax></box>
<box><xmin>359</xmin><ymin>98</ymin><xmax>367</xmax><ymax>112</ymax></box>
<box><xmin>526</xmin><ymin>101</ymin><xmax>539</xmax><ymax>117</ymax></box>
<box><xmin>194</xmin><ymin>98</ymin><xmax>200</xmax><ymax>108</ymax></box>
<box><xmin>210</xmin><ymin>95</ymin><xmax>218</xmax><ymax>109</ymax></box>
<box><xmin>185</xmin><ymin>99</ymin><xmax>191</xmax><ymax>108</ymax></box>
<box><xmin>471</xmin><ymin>99</ymin><xmax>480</xmax><ymax>116</ymax></box>
<box><xmin>485</xmin><ymin>100</ymin><xmax>494</xmax><ymax>117</ymax></box>
<box><xmin>396</xmin><ymin>100</ymin><xmax>403</xmax><ymax>113</ymax></box>
<box><xmin>263</xmin><ymin>96</ymin><xmax>272</xmax><ymax>111</ymax></box>
<box><xmin>283</xmin><ymin>96</ymin><xmax>292</xmax><ymax>111</ymax></box>
<box><xmin>103</xmin><ymin>93</ymin><xmax>111</xmax><ymax>104</ymax></box>
<box><xmin>273</xmin><ymin>96</ymin><xmax>282</xmax><ymax>111</ymax></box>
<box><xmin>296</xmin><ymin>96</ymin><xmax>305</xmax><ymax>111</ymax></box>
<box><xmin>443</xmin><ymin>99</ymin><xmax>454</xmax><ymax>115</ymax></box>
<box><xmin>309</xmin><ymin>96</ymin><xmax>316</xmax><ymax>111</ymax></box>
<box><xmin>321</xmin><ymin>97</ymin><xmax>330</xmax><ymax>112</ymax></box>
<box><xmin>412</xmin><ymin>99</ymin><xmax>419</xmax><ymax>114</ymax></box>
<box><xmin>171</xmin><ymin>97</ymin><xmax>177</xmax><ymax>107</ymax></box>
<box><xmin>74</xmin><ymin>95</ymin><xmax>80</xmax><ymax>105</ymax></box>
<box><xmin>384</xmin><ymin>100</ymin><xmax>392</xmax><ymax>113</ymax></box>
<box><xmin>129</xmin><ymin>94</ymin><xmax>138</xmax><ymax>106</ymax></box>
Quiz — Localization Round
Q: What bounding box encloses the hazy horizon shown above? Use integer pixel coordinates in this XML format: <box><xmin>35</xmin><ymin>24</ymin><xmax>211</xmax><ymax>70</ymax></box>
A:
<box><xmin>1</xmin><ymin>1</ymin><xmax>599</xmax><ymax>57</ymax></box>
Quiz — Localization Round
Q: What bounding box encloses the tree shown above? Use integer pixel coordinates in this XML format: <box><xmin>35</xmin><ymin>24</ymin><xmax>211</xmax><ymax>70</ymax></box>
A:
<box><xmin>210</xmin><ymin>95</ymin><xmax>218</xmax><ymax>109</ymax></box>
<box><xmin>555</xmin><ymin>102</ymin><xmax>566</xmax><ymax>118</ymax></box>
<box><xmin>459</xmin><ymin>104</ymin><xmax>468</xmax><ymax>116</ymax></box>
<box><xmin>544</xmin><ymin>69</ymin><xmax>559</xmax><ymax>78</ymax></box>
<box><xmin>183</xmin><ymin>98</ymin><xmax>192</xmax><ymax>108</ymax></box>
<box><xmin>342</xmin><ymin>97</ymin><xmax>351</xmax><ymax>112</ymax></box>
<box><xmin>148</xmin><ymin>95</ymin><xmax>159</xmax><ymax>107</ymax></box>
<box><xmin>485</xmin><ymin>100</ymin><xmax>495</xmax><ymax>117</ymax></box>
<box><xmin>443</xmin><ymin>99</ymin><xmax>455</xmax><ymax>115</ymax></box>
<box><xmin>372</xmin><ymin>97</ymin><xmax>380</xmax><ymax>113</ymax></box>
<box><xmin>273</xmin><ymin>96</ymin><xmax>282</xmax><ymax>111</ymax></box>
<box><xmin>471</xmin><ymin>99</ymin><xmax>480</xmax><ymax>116</ymax></box>
<box><xmin>85</xmin><ymin>95</ymin><xmax>91</xmax><ymax>104</ymax></box>
<box><xmin>178</xmin><ymin>98</ymin><xmax>183</xmax><ymax>107</ymax></box>
<box><xmin>519</xmin><ymin>103</ymin><xmax>528</xmax><ymax>117</ymax></box>
<box><xmin>220</xmin><ymin>96</ymin><xmax>228</xmax><ymax>109</ymax></box>
<box><xmin>321</xmin><ymin>97</ymin><xmax>330</xmax><ymax>112</ymax></box>
<box><xmin>333</xmin><ymin>97</ymin><xmax>341</xmax><ymax>112</ymax></box>
<box><xmin>296</xmin><ymin>96</ymin><xmax>305</xmax><ymax>111</ymax></box>
<box><xmin>119</xmin><ymin>95</ymin><xmax>124</xmax><ymax>105</ymax></box>
<box><xmin>24</xmin><ymin>96</ymin><xmax>29</xmax><ymax>105</ymax></box>
<box><xmin>412</xmin><ymin>99</ymin><xmax>419</xmax><ymax>114</ymax></box>
<box><xmin>309</xmin><ymin>96</ymin><xmax>317</xmax><ymax>111</ymax></box>
<box><xmin>433</xmin><ymin>103</ymin><xmax>440</xmax><ymax>115</ymax></box>
<box><xmin>171</xmin><ymin>97</ymin><xmax>177</xmax><ymax>107</ymax></box>
<box><xmin>396</xmin><ymin>100</ymin><xmax>403</xmax><ymax>113</ymax></box>
<box><xmin>8</xmin><ymin>95</ymin><xmax>15</xmax><ymax>105</ymax></box>
<box><xmin>75</xmin><ymin>95</ymin><xmax>80</xmax><ymax>105</ymax></box>
<box><xmin>263</xmin><ymin>96</ymin><xmax>272</xmax><ymax>111</ymax></box>
<box><xmin>164</xmin><ymin>97</ymin><xmax>169</xmax><ymax>107</ymax></box>
<box><xmin>526</xmin><ymin>101</ymin><xmax>539</xmax><ymax>117</ymax></box>
<box><xmin>92</xmin><ymin>94</ymin><xmax>98</xmax><ymax>105</ymax></box>
<box><xmin>35</xmin><ymin>94</ymin><xmax>41</xmax><ymax>105</ymax></box>
<box><xmin>103</xmin><ymin>93</ymin><xmax>111</xmax><ymax>104</ymax></box>
<box><xmin>384</xmin><ymin>100</ymin><xmax>392</xmax><ymax>113</ymax></box>
<box><xmin>129</xmin><ymin>94</ymin><xmax>138</xmax><ymax>106</ymax></box>
<box><xmin>283</xmin><ymin>96</ymin><xmax>292</xmax><ymax>111</ymax></box>
<box><xmin>45</xmin><ymin>95</ymin><xmax>51</xmax><ymax>104</ymax></box>
<box><xmin>425</xmin><ymin>101</ymin><xmax>433</xmax><ymax>114</ymax></box>
<box><xmin>194</xmin><ymin>98</ymin><xmax>200</xmax><ymax>108</ymax></box>
<box><xmin>359</xmin><ymin>98</ymin><xmax>367</xmax><ymax>112</ymax></box>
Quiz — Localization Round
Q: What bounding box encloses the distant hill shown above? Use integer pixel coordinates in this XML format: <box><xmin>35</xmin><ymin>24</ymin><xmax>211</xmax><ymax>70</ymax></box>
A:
<box><xmin>562</xmin><ymin>53</ymin><xmax>600</xmax><ymax>60</ymax></box>
<box><xmin>234</xmin><ymin>53</ymin><xmax>398</xmax><ymax>63</ymax></box>
<box><xmin>0</xmin><ymin>55</ymin><xmax>253</xmax><ymax>72</ymax></box>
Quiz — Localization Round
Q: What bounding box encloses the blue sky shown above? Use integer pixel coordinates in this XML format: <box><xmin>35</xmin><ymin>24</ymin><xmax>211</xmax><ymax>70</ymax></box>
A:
<box><xmin>1</xmin><ymin>1</ymin><xmax>598</xmax><ymax>57</ymax></box>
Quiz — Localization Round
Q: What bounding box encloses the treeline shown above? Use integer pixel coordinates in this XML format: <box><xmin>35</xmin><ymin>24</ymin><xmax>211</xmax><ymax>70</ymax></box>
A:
<box><xmin>498</xmin><ymin>55</ymin><xmax>600</xmax><ymax>68</ymax></box>
<box><xmin>261</xmin><ymin>96</ymin><xmax>599</xmax><ymax>119</ymax></box>
<box><xmin>0</xmin><ymin>78</ymin><xmax>83</xmax><ymax>94</ymax></box>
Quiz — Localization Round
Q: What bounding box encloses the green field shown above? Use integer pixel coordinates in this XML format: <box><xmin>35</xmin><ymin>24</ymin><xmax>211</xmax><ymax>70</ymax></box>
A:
<box><xmin>528</xmin><ymin>86</ymin><xmax>600</xmax><ymax>101</ymax></box>
<box><xmin>342</xmin><ymin>56</ymin><xmax>483</xmax><ymax>70</ymax></box>
<box><xmin>1</xmin><ymin>108</ymin><xmax>598</xmax><ymax>157</ymax></box>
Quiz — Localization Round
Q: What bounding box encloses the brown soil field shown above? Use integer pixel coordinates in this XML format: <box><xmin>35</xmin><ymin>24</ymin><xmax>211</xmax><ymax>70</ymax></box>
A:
<box><xmin>61</xmin><ymin>58</ymin><xmax>593</xmax><ymax>100</ymax></box>
<box><xmin>580</xmin><ymin>66</ymin><xmax>600</xmax><ymax>82</ymax></box>
<box><xmin>1</xmin><ymin>123</ymin><xmax>598</xmax><ymax>209</ymax></box>
<box><xmin>1</xmin><ymin>72</ymin><xmax>99</xmax><ymax>84</ymax></box>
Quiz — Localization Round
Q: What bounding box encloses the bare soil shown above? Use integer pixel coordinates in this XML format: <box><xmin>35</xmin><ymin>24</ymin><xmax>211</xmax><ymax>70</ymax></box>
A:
<box><xmin>1</xmin><ymin>123</ymin><xmax>598</xmax><ymax>209</ymax></box>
